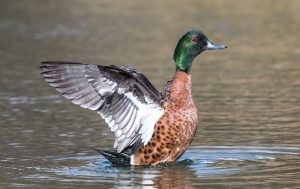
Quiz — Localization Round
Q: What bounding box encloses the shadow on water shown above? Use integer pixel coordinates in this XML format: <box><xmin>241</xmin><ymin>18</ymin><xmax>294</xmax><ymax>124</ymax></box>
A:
<box><xmin>24</xmin><ymin>146</ymin><xmax>300</xmax><ymax>188</ymax></box>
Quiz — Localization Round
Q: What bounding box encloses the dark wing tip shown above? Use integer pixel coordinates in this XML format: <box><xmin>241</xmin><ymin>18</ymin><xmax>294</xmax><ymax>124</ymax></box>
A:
<box><xmin>40</xmin><ymin>61</ymin><xmax>87</xmax><ymax>75</ymax></box>
<box><xmin>41</xmin><ymin>60</ymin><xmax>86</xmax><ymax>67</ymax></box>
<box><xmin>40</xmin><ymin>61</ymin><xmax>61</xmax><ymax>73</ymax></box>
<box><xmin>41</xmin><ymin>61</ymin><xmax>64</xmax><ymax>67</ymax></box>
<box><xmin>41</xmin><ymin>60</ymin><xmax>82</xmax><ymax>64</ymax></box>
<box><xmin>40</xmin><ymin>61</ymin><xmax>59</xmax><ymax>75</ymax></box>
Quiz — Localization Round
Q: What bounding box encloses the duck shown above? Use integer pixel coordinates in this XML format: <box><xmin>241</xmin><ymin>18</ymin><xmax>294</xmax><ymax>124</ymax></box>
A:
<box><xmin>40</xmin><ymin>29</ymin><xmax>226</xmax><ymax>165</ymax></box>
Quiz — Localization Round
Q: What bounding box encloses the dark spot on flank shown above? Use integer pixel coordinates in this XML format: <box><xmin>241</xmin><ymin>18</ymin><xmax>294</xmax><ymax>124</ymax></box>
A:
<box><xmin>151</xmin><ymin>142</ymin><xmax>156</xmax><ymax>147</ymax></box>
<box><xmin>152</xmin><ymin>153</ymin><xmax>161</xmax><ymax>159</ymax></box>
<box><xmin>167</xmin><ymin>142</ymin><xmax>174</xmax><ymax>148</ymax></box>
<box><xmin>148</xmin><ymin>149</ymin><xmax>153</xmax><ymax>153</ymax></box>
<box><xmin>144</xmin><ymin>155</ymin><xmax>149</xmax><ymax>160</ymax></box>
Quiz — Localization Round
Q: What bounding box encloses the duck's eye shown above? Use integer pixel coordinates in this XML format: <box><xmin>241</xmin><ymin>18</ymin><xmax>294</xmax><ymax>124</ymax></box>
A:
<box><xmin>192</xmin><ymin>36</ymin><xmax>199</xmax><ymax>42</ymax></box>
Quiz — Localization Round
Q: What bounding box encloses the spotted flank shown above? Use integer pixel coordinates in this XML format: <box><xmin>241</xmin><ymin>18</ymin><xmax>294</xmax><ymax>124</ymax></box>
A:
<box><xmin>40</xmin><ymin>29</ymin><xmax>226</xmax><ymax>165</ymax></box>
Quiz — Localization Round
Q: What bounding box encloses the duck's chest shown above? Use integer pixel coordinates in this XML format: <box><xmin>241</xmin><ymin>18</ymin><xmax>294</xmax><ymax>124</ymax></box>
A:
<box><xmin>160</xmin><ymin>71</ymin><xmax>198</xmax><ymax>126</ymax></box>
<box><xmin>133</xmin><ymin>71</ymin><xmax>198</xmax><ymax>165</ymax></box>
<box><xmin>159</xmin><ymin>83</ymin><xmax>198</xmax><ymax>143</ymax></box>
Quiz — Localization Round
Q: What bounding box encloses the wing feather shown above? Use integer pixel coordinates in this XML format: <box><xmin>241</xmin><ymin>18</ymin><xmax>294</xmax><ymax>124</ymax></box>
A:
<box><xmin>122</xmin><ymin>107</ymin><xmax>137</xmax><ymax>135</ymax></box>
<box><xmin>114</xmin><ymin>100</ymin><xmax>130</xmax><ymax>123</ymax></box>
<box><xmin>117</xmin><ymin>103</ymin><xmax>134</xmax><ymax>128</ymax></box>
<box><xmin>41</xmin><ymin>61</ymin><xmax>164</xmax><ymax>153</ymax></box>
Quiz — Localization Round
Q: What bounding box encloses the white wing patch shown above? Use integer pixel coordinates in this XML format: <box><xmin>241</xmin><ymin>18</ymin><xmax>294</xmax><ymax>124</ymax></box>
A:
<box><xmin>121</xmin><ymin>90</ymin><xmax>164</xmax><ymax>146</ymax></box>
<box><xmin>98</xmin><ymin>87</ymin><xmax>164</xmax><ymax>153</ymax></box>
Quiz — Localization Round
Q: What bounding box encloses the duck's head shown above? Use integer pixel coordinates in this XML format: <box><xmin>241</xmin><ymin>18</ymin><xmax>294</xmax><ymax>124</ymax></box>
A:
<box><xmin>173</xmin><ymin>30</ymin><xmax>227</xmax><ymax>73</ymax></box>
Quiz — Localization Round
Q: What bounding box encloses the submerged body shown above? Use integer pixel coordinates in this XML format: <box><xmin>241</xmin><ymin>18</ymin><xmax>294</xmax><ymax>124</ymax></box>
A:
<box><xmin>41</xmin><ymin>30</ymin><xmax>226</xmax><ymax>165</ymax></box>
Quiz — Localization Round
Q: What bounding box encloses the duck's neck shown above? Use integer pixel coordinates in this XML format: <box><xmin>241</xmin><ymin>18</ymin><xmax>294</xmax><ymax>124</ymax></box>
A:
<box><xmin>174</xmin><ymin>56</ymin><xmax>194</xmax><ymax>73</ymax></box>
<box><xmin>173</xmin><ymin>43</ymin><xmax>195</xmax><ymax>73</ymax></box>
<box><xmin>165</xmin><ymin>70</ymin><xmax>193</xmax><ymax>106</ymax></box>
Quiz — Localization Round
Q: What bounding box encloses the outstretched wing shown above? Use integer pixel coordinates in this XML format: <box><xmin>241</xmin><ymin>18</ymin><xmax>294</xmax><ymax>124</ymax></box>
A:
<box><xmin>40</xmin><ymin>61</ymin><xmax>164</xmax><ymax>152</ymax></box>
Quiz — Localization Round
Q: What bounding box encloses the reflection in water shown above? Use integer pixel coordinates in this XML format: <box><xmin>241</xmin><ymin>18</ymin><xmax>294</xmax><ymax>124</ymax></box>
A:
<box><xmin>152</xmin><ymin>165</ymin><xmax>197</xmax><ymax>189</ymax></box>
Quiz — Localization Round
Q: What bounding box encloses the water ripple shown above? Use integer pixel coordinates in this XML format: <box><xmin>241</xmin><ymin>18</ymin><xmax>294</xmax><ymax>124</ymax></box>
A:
<box><xmin>22</xmin><ymin>145</ymin><xmax>300</xmax><ymax>188</ymax></box>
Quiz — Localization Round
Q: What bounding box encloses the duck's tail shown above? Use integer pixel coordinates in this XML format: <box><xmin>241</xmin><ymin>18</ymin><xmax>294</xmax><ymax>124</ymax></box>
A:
<box><xmin>93</xmin><ymin>148</ymin><xmax>131</xmax><ymax>166</ymax></box>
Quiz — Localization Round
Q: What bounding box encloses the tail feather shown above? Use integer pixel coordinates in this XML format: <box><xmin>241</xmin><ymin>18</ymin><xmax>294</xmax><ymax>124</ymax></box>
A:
<box><xmin>93</xmin><ymin>148</ymin><xmax>131</xmax><ymax>165</ymax></box>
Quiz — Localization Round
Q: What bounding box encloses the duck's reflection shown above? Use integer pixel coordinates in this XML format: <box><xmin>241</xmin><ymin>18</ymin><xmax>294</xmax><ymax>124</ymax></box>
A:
<box><xmin>122</xmin><ymin>163</ymin><xmax>198</xmax><ymax>189</ymax></box>
<box><xmin>152</xmin><ymin>166</ymin><xmax>198</xmax><ymax>189</ymax></box>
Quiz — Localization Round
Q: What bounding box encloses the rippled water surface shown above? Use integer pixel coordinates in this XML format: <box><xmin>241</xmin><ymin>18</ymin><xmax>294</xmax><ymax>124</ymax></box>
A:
<box><xmin>1</xmin><ymin>0</ymin><xmax>300</xmax><ymax>188</ymax></box>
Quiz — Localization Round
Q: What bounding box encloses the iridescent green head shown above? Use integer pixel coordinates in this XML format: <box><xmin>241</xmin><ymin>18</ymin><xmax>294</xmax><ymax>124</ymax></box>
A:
<box><xmin>173</xmin><ymin>30</ymin><xmax>227</xmax><ymax>73</ymax></box>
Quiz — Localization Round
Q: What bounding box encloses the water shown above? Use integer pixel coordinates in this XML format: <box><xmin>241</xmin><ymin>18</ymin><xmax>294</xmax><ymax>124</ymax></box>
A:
<box><xmin>1</xmin><ymin>0</ymin><xmax>300</xmax><ymax>188</ymax></box>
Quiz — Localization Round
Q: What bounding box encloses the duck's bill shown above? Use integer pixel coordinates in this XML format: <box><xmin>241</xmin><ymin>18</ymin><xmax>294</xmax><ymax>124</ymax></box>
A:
<box><xmin>206</xmin><ymin>40</ymin><xmax>227</xmax><ymax>50</ymax></box>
